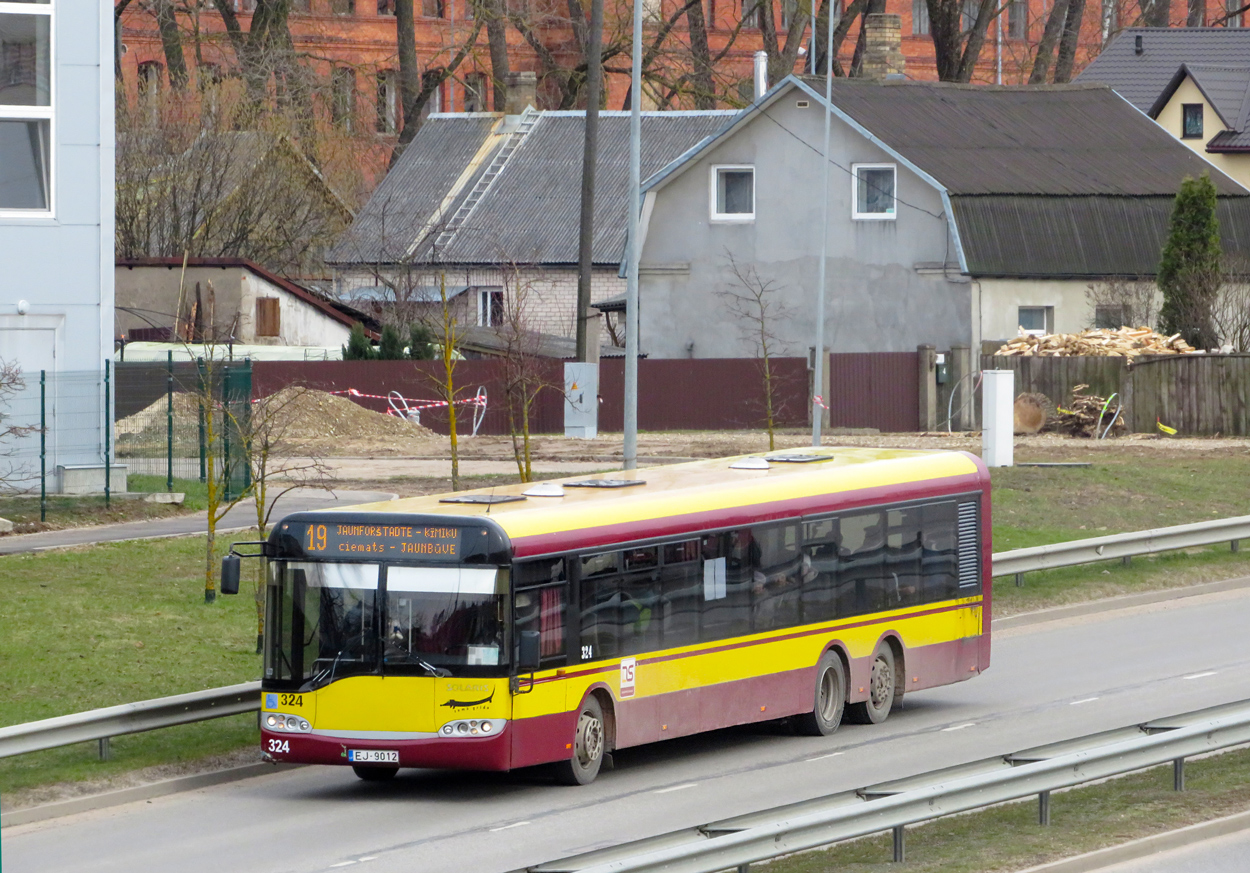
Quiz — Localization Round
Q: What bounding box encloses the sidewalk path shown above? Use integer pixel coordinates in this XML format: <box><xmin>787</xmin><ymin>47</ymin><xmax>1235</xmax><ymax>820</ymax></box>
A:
<box><xmin>0</xmin><ymin>488</ymin><xmax>397</xmax><ymax>556</ymax></box>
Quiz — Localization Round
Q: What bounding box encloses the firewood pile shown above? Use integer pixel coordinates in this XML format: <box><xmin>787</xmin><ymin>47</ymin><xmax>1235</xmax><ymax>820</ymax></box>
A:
<box><xmin>1047</xmin><ymin>384</ymin><xmax>1126</xmax><ymax>438</ymax></box>
<box><xmin>996</xmin><ymin>327</ymin><xmax>1197</xmax><ymax>357</ymax></box>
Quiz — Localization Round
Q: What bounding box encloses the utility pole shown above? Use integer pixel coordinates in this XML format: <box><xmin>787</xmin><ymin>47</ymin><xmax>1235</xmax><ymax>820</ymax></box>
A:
<box><xmin>623</xmin><ymin>0</ymin><xmax>643</xmax><ymax>469</ymax></box>
<box><xmin>811</xmin><ymin>0</ymin><xmax>835</xmax><ymax>447</ymax></box>
<box><xmin>575</xmin><ymin>0</ymin><xmax>605</xmax><ymax>361</ymax></box>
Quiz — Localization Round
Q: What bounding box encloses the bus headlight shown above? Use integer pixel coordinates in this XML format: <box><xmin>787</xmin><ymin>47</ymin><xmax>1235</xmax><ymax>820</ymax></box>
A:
<box><xmin>264</xmin><ymin>713</ymin><xmax>312</xmax><ymax>733</ymax></box>
<box><xmin>439</xmin><ymin>719</ymin><xmax>505</xmax><ymax>737</ymax></box>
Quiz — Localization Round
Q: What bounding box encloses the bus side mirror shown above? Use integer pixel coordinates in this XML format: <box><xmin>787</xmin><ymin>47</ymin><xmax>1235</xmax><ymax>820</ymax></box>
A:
<box><xmin>221</xmin><ymin>554</ymin><xmax>241</xmax><ymax>595</ymax></box>
<box><xmin>518</xmin><ymin>630</ymin><xmax>541</xmax><ymax>671</ymax></box>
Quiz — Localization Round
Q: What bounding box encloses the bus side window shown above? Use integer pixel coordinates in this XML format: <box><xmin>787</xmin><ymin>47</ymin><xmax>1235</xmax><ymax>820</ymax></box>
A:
<box><xmin>920</xmin><ymin>502</ymin><xmax>959</xmax><ymax>602</ymax></box>
<box><xmin>801</xmin><ymin>517</ymin><xmax>840</xmax><ymax>624</ymax></box>
<box><xmin>620</xmin><ymin>547</ymin><xmax>662</xmax><ymax>656</ymax></box>
<box><xmin>700</xmin><ymin>533</ymin><xmax>751</xmax><ymax>642</ymax></box>
<box><xmin>838</xmin><ymin>511</ymin><xmax>886</xmax><ymax>615</ymax></box>
<box><xmin>751</xmin><ymin>522</ymin><xmax>802</xmax><ymax>632</ymax></box>
<box><xmin>661</xmin><ymin>540</ymin><xmax>701</xmax><ymax>648</ymax></box>
<box><xmin>514</xmin><ymin>559</ymin><xmax>568</xmax><ymax>667</ymax></box>
<box><xmin>579</xmin><ymin>552</ymin><xmax>621</xmax><ymax>660</ymax></box>
<box><xmin>886</xmin><ymin>509</ymin><xmax>923</xmax><ymax>608</ymax></box>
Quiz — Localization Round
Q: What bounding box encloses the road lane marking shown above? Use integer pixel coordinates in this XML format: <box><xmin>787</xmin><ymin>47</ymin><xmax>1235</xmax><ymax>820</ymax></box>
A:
<box><xmin>941</xmin><ymin>723</ymin><xmax>977</xmax><ymax>732</ymax></box>
<box><xmin>489</xmin><ymin>821</ymin><xmax>532</xmax><ymax>832</ymax></box>
<box><xmin>807</xmin><ymin>752</ymin><xmax>845</xmax><ymax>761</ymax></box>
<box><xmin>359</xmin><ymin>858</ymin><xmax>378</xmax><ymax>863</ymax></box>
<box><xmin>654</xmin><ymin>783</ymin><xmax>698</xmax><ymax>794</ymax></box>
<box><xmin>329</xmin><ymin>863</ymin><xmax>356</xmax><ymax>868</ymax></box>
<box><xmin>1183</xmin><ymin>671</ymin><xmax>1218</xmax><ymax>680</ymax></box>
<box><xmin>1070</xmin><ymin>697</ymin><xmax>1099</xmax><ymax>705</ymax></box>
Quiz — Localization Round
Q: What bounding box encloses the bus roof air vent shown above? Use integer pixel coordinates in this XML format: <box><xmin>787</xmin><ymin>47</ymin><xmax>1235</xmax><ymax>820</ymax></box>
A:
<box><xmin>439</xmin><ymin>494</ymin><xmax>527</xmax><ymax>505</ymax></box>
<box><xmin>730</xmin><ymin>457</ymin><xmax>770</xmax><ymax>470</ymax></box>
<box><xmin>565</xmin><ymin>479</ymin><xmax>646</xmax><ymax>489</ymax></box>
<box><xmin>523</xmin><ymin>482</ymin><xmax>565</xmax><ymax>497</ymax></box>
<box><xmin>767</xmin><ymin>453</ymin><xmax>833</xmax><ymax>463</ymax></box>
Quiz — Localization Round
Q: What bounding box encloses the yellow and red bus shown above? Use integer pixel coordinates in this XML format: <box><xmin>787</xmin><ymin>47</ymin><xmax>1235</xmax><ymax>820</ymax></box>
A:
<box><xmin>225</xmin><ymin>447</ymin><xmax>991</xmax><ymax>784</ymax></box>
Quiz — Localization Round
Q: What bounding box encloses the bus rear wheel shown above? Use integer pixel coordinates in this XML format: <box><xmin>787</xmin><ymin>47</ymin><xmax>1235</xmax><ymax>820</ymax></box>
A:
<box><xmin>554</xmin><ymin>696</ymin><xmax>606</xmax><ymax>785</ymax></box>
<box><xmin>794</xmin><ymin>651</ymin><xmax>846</xmax><ymax>736</ymax></box>
<box><xmin>845</xmin><ymin>645</ymin><xmax>897</xmax><ymax>725</ymax></box>
<box><xmin>352</xmin><ymin>765</ymin><xmax>399</xmax><ymax>782</ymax></box>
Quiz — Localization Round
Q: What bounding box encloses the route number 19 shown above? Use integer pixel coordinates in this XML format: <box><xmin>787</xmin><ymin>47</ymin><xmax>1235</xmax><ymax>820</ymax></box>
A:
<box><xmin>305</xmin><ymin>524</ymin><xmax>327</xmax><ymax>552</ymax></box>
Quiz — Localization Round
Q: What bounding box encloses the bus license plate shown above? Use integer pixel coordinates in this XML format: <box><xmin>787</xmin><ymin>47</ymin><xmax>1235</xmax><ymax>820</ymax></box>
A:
<box><xmin>348</xmin><ymin>749</ymin><xmax>399</xmax><ymax>764</ymax></box>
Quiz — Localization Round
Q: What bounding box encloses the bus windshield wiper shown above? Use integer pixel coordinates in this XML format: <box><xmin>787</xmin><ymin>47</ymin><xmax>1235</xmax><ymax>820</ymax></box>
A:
<box><xmin>386</xmin><ymin>650</ymin><xmax>451</xmax><ymax>677</ymax></box>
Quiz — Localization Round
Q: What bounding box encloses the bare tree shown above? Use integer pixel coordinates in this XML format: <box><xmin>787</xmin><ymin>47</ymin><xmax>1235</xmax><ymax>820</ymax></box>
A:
<box><xmin>927</xmin><ymin>0</ymin><xmax>1004</xmax><ymax>82</ymax></box>
<box><xmin>0</xmin><ymin>360</ymin><xmax>39</xmax><ymax>489</ymax></box>
<box><xmin>720</xmin><ymin>251</ymin><xmax>792</xmax><ymax>450</ymax></box>
<box><xmin>1085</xmin><ymin>278</ymin><xmax>1160</xmax><ymax>330</ymax></box>
<box><xmin>497</xmin><ymin>265</ymin><xmax>558</xmax><ymax>482</ymax></box>
<box><xmin>429</xmin><ymin>274</ymin><xmax>465</xmax><ymax>491</ymax></box>
<box><xmin>1212</xmin><ymin>256</ymin><xmax>1250</xmax><ymax>352</ymax></box>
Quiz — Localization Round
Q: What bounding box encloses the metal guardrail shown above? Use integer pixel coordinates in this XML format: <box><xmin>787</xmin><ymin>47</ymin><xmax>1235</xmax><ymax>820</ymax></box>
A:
<box><xmin>1</xmin><ymin>516</ymin><xmax>1246</xmax><ymax>761</ymax></box>
<box><xmin>0</xmin><ymin>682</ymin><xmax>260</xmax><ymax>761</ymax></box>
<box><xmin>992</xmin><ymin>514</ymin><xmax>1250</xmax><ymax>583</ymax></box>
<box><xmin>521</xmin><ymin>699</ymin><xmax>1250</xmax><ymax>873</ymax></box>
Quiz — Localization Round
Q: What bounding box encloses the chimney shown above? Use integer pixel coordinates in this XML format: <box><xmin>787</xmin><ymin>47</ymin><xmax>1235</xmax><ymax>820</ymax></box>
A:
<box><xmin>753</xmin><ymin>51</ymin><xmax>769</xmax><ymax>100</ymax></box>
<box><xmin>1135</xmin><ymin>34</ymin><xmax>1144</xmax><ymax>54</ymax></box>
<box><xmin>861</xmin><ymin>14</ymin><xmax>905</xmax><ymax>80</ymax></box>
<box><xmin>504</xmin><ymin>71</ymin><xmax>537</xmax><ymax>115</ymax></box>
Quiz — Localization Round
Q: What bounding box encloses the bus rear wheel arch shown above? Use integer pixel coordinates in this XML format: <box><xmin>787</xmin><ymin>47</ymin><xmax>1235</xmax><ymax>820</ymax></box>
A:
<box><xmin>554</xmin><ymin>693</ymin><xmax>609</xmax><ymax>785</ymax></box>
<box><xmin>846</xmin><ymin>639</ymin><xmax>902</xmax><ymax>725</ymax></box>
<box><xmin>794</xmin><ymin>649</ymin><xmax>847</xmax><ymax>736</ymax></box>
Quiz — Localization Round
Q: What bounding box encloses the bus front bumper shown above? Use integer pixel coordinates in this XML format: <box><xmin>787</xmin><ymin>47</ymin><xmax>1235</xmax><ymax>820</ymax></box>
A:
<box><xmin>261</xmin><ymin>726</ymin><xmax>512</xmax><ymax>771</ymax></box>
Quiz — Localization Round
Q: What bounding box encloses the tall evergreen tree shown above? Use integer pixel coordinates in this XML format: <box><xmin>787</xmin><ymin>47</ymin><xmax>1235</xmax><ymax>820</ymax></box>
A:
<box><xmin>1158</xmin><ymin>174</ymin><xmax>1222</xmax><ymax>350</ymax></box>
<box><xmin>342</xmin><ymin>322</ymin><xmax>375</xmax><ymax>360</ymax></box>
<box><xmin>409</xmin><ymin>323</ymin><xmax>435</xmax><ymax>360</ymax></box>
<box><xmin>377</xmin><ymin>324</ymin><xmax>406</xmax><ymax>360</ymax></box>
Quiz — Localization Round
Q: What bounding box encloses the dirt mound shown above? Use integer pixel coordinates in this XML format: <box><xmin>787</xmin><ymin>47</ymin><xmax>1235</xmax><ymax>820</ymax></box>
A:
<box><xmin>115</xmin><ymin>388</ymin><xmax>439</xmax><ymax>457</ymax></box>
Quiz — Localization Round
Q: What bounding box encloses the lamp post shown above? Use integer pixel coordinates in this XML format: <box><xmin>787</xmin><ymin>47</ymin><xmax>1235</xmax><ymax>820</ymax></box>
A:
<box><xmin>811</xmin><ymin>0</ymin><xmax>835</xmax><ymax>447</ymax></box>
<box><xmin>623</xmin><ymin>0</ymin><xmax>644</xmax><ymax>470</ymax></box>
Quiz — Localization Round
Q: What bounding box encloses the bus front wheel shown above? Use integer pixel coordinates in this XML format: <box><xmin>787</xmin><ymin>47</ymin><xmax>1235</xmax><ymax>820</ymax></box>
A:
<box><xmin>554</xmin><ymin>696</ymin><xmax>606</xmax><ymax>785</ymax></box>
<box><xmin>352</xmin><ymin>765</ymin><xmax>398</xmax><ymax>782</ymax></box>
<box><xmin>845</xmin><ymin>645</ymin><xmax>897</xmax><ymax>725</ymax></box>
<box><xmin>794</xmin><ymin>651</ymin><xmax>846</xmax><ymax>736</ymax></box>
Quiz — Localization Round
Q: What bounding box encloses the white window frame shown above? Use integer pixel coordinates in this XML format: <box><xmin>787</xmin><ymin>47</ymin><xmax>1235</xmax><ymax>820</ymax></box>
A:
<box><xmin>478</xmin><ymin>286</ymin><xmax>504</xmax><ymax>327</ymax></box>
<box><xmin>0</xmin><ymin>1</ymin><xmax>55</xmax><ymax>220</ymax></box>
<box><xmin>851</xmin><ymin>162</ymin><xmax>897</xmax><ymax>221</ymax></box>
<box><xmin>1017</xmin><ymin>305</ymin><xmax>1052</xmax><ymax>336</ymax></box>
<box><xmin>709</xmin><ymin>164</ymin><xmax>755</xmax><ymax>223</ymax></box>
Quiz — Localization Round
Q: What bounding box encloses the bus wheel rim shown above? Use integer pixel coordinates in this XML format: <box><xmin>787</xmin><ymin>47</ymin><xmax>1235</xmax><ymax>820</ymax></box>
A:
<box><xmin>576</xmin><ymin>711</ymin><xmax>603</xmax><ymax>766</ymax></box>
<box><xmin>870</xmin><ymin>656</ymin><xmax>892</xmax><ymax>709</ymax></box>
<box><xmin>818</xmin><ymin>667</ymin><xmax>837</xmax><ymax>721</ymax></box>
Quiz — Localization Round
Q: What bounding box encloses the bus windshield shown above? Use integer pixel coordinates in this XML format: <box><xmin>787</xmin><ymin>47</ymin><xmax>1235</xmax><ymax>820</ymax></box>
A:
<box><xmin>264</xmin><ymin>562</ymin><xmax>507</xmax><ymax>689</ymax></box>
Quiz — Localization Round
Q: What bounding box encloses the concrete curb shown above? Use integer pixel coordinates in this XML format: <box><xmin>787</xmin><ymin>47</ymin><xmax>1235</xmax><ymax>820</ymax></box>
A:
<box><xmin>1016</xmin><ymin>809</ymin><xmax>1250</xmax><ymax>873</ymax></box>
<box><xmin>992</xmin><ymin>575</ymin><xmax>1250</xmax><ymax>630</ymax></box>
<box><xmin>0</xmin><ymin>762</ymin><xmax>302</xmax><ymax>829</ymax></box>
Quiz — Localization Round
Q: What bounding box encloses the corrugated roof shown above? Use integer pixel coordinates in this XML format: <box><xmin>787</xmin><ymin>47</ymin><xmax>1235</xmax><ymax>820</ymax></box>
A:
<box><xmin>1076</xmin><ymin>27</ymin><xmax>1250</xmax><ymax>112</ymax></box>
<box><xmin>334</xmin><ymin>111</ymin><xmax>733</xmax><ymax>268</ymax></box>
<box><xmin>796</xmin><ymin>77</ymin><xmax>1246</xmax><ymax>196</ymax></box>
<box><xmin>950</xmin><ymin>195</ymin><xmax>1250</xmax><ymax>276</ymax></box>
<box><xmin>327</xmin><ymin>115</ymin><xmax>501</xmax><ymax>264</ymax></box>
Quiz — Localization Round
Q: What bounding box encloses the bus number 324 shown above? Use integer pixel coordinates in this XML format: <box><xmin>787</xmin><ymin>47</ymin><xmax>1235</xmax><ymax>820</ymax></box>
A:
<box><xmin>267</xmin><ymin>739</ymin><xmax>289</xmax><ymax>754</ymax></box>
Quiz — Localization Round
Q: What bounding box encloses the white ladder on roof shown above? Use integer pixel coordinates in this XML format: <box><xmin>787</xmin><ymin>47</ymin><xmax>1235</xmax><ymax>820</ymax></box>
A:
<box><xmin>429</xmin><ymin>107</ymin><xmax>540</xmax><ymax>254</ymax></box>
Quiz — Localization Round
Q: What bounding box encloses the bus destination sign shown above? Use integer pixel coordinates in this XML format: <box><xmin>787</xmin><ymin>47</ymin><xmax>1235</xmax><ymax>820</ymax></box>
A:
<box><xmin>296</xmin><ymin>522</ymin><xmax>461</xmax><ymax>559</ymax></box>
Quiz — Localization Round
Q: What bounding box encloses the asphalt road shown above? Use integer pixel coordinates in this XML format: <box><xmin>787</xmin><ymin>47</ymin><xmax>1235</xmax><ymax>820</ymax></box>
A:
<box><xmin>1095</xmin><ymin>827</ymin><xmax>1250</xmax><ymax>873</ymax></box>
<box><xmin>5</xmin><ymin>586</ymin><xmax>1250</xmax><ymax>873</ymax></box>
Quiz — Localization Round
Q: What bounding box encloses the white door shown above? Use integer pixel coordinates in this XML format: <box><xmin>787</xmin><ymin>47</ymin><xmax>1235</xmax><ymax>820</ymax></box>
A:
<box><xmin>0</xmin><ymin>328</ymin><xmax>56</xmax><ymax>377</ymax></box>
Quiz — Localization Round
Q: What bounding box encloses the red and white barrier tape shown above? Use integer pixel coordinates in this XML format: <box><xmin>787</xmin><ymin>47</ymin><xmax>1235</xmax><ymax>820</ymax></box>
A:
<box><xmin>327</xmin><ymin>387</ymin><xmax>487</xmax><ymax>412</ymax></box>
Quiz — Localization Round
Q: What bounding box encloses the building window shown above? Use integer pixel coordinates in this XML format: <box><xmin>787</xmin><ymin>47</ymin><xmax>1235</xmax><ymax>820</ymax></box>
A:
<box><xmin>478</xmin><ymin>287</ymin><xmax>504</xmax><ymax>327</ymax></box>
<box><xmin>740</xmin><ymin>0</ymin><xmax>763</xmax><ymax>29</ymax></box>
<box><xmin>376</xmin><ymin>70</ymin><xmax>398</xmax><ymax>133</ymax></box>
<box><xmin>378</xmin><ymin>0</ymin><xmax>396</xmax><ymax>12</ymax></box>
<box><xmin>912</xmin><ymin>0</ymin><xmax>930</xmax><ymax>33</ymax></box>
<box><xmin>255</xmin><ymin>298</ymin><xmax>281</xmax><ymax>338</ymax></box>
<box><xmin>422</xmin><ymin>0</ymin><xmax>445</xmax><ymax>17</ymax></box>
<box><xmin>1007</xmin><ymin>0</ymin><xmax>1026</xmax><ymax>38</ymax></box>
<box><xmin>331</xmin><ymin>0</ymin><xmax>356</xmax><ymax>13</ymax></box>
<box><xmin>1094</xmin><ymin>305</ymin><xmax>1127</xmax><ymax>329</ymax></box>
<box><xmin>291</xmin><ymin>0</ymin><xmax>311</xmax><ymax>11</ymax></box>
<box><xmin>1228</xmin><ymin>0</ymin><xmax>1243</xmax><ymax>26</ymax></box>
<box><xmin>332</xmin><ymin>67</ymin><xmax>356</xmax><ymax>130</ymax></box>
<box><xmin>852</xmin><ymin>163</ymin><xmax>896</xmax><ymax>220</ymax></box>
<box><xmin>138</xmin><ymin>60</ymin><xmax>163</xmax><ymax>100</ymax></box>
<box><xmin>711</xmin><ymin>165</ymin><xmax>754</xmax><ymax>221</ymax></box>
<box><xmin>0</xmin><ymin>7</ymin><xmax>52</xmax><ymax>213</ymax></box>
<box><xmin>463</xmin><ymin>72</ymin><xmax>488</xmax><ymax>112</ymax></box>
<box><xmin>1017</xmin><ymin>306</ymin><xmax>1052</xmax><ymax>336</ymax></box>
<box><xmin>236</xmin><ymin>0</ymin><xmax>257</xmax><ymax>10</ymax></box>
<box><xmin>1182</xmin><ymin>103</ymin><xmax>1204</xmax><ymax>138</ymax></box>
<box><xmin>961</xmin><ymin>0</ymin><xmax>978</xmax><ymax>30</ymax></box>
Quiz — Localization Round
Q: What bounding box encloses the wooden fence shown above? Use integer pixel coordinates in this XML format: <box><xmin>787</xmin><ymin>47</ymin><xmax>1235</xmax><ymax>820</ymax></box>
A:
<box><xmin>982</xmin><ymin>353</ymin><xmax>1250</xmax><ymax>436</ymax></box>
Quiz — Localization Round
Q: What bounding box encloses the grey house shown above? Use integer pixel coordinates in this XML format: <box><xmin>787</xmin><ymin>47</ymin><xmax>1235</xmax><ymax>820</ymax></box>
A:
<box><xmin>328</xmin><ymin>78</ymin><xmax>733</xmax><ymax>342</ymax></box>
<box><xmin>0</xmin><ymin>3</ymin><xmax>115</xmax><ymax>490</ymax></box>
<box><xmin>632</xmin><ymin>76</ymin><xmax>1250</xmax><ymax>360</ymax></box>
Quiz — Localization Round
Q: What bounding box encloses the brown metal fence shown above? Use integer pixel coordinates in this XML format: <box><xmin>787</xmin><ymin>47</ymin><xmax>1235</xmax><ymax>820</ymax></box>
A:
<box><xmin>825</xmin><ymin>352</ymin><xmax>920</xmax><ymax>432</ymax></box>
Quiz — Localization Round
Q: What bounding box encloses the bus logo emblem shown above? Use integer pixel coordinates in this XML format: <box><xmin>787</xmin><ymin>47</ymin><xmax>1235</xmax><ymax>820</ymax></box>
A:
<box><xmin>620</xmin><ymin>658</ymin><xmax>636</xmax><ymax>699</ymax></box>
